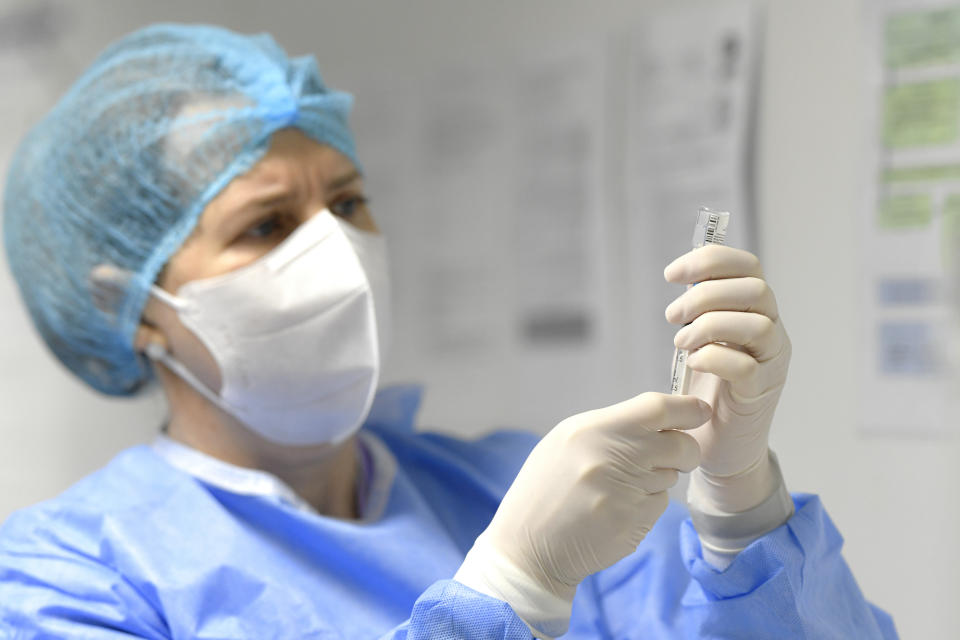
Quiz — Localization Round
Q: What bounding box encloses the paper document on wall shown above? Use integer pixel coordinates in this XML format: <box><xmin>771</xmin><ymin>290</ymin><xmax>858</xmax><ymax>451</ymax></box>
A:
<box><xmin>625</xmin><ymin>2</ymin><xmax>760</xmax><ymax>393</ymax></box>
<box><xmin>863</xmin><ymin>0</ymin><xmax>960</xmax><ymax>435</ymax></box>
<box><xmin>351</xmin><ymin>42</ymin><xmax>610</xmax><ymax>434</ymax></box>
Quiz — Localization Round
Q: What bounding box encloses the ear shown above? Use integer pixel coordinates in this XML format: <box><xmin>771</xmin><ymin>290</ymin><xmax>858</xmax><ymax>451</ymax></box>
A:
<box><xmin>89</xmin><ymin>264</ymin><xmax>170</xmax><ymax>356</ymax></box>
<box><xmin>135</xmin><ymin>280</ymin><xmax>178</xmax><ymax>357</ymax></box>
<box><xmin>134</xmin><ymin>324</ymin><xmax>168</xmax><ymax>355</ymax></box>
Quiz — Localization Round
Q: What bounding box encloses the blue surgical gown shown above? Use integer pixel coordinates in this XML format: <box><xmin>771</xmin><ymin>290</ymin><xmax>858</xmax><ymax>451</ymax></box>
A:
<box><xmin>0</xmin><ymin>385</ymin><xmax>898</xmax><ymax>639</ymax></box>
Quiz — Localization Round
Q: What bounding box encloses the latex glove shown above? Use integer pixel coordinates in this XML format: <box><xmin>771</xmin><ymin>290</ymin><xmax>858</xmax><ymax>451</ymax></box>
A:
<box><xmin>665</xmin><ymin>245</ymin><xmax>791</xmax><ymax>512</ymax></box>
<box><xmin>455</xmin><ymin>393</ymin><xmax>708</xmax><ymax>638</ymax></box>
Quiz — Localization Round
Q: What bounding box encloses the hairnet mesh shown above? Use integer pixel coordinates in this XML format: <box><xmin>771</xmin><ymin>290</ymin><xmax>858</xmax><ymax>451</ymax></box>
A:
<box><xmin>2</xmin><ymin>23</ymin><xmax>358</xmax><ymax>395</ymax></box>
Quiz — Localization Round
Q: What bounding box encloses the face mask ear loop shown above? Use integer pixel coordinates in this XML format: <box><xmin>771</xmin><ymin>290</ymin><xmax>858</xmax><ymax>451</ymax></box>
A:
<box><xmin>145</xmin><ymin>286</ymin><xmax>235</xmax><ymax>417</ymax></box>
<box><xmin>149</xmin><ymin>285</ymin><xmax>189</xmax><ymax>311</ymax></box>
<box><xmin>144</xmin><ymin>342</ymin><xmax>232</xmax><ymax>416</ymax></box>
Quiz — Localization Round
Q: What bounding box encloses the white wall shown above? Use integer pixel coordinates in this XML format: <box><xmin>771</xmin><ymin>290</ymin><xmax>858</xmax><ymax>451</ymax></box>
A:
<box><xmin>0</xmin><ymin>1</ymin><xmax>955</xmax><ymax>637</ymax></box>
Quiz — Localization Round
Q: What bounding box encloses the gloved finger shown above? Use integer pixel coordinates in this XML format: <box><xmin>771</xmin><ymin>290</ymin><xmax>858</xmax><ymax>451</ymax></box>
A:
<box><xmin>664</xmin><ymin>245</ymin><xmax>763</xmax><ymax>285</ymax></box>
<box><xmin>604</xmin><ymin>392</ymin><xmax>712</xmax><ymax>434</ymax></box>
<box><xmin>665</xmin><ymin>277</ymin><xmax>779</xmax><ymax>325</ymax></box>
<box><xmin>674</xmin><ymin>312</ymin><xmax>784</xmax><ymax>362</ymax></box>
<box><xmin>632</xmin><ymin>468</ymin><xmax>681</xmax><ymax>494</ymax></box>
<box><xmin>647</xmin><ymin>429</ymin><xmax>701</xmax><ymax>473</ymax></box>
<box><xmin>686</xmin><ymin>342</ymin><xmax>758</xmax><ymax>384</ymax></box>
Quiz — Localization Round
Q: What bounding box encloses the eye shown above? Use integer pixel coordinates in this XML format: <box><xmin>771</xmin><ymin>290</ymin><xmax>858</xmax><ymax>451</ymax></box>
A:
<box><xmin>329</xmin><ymin>195</ymin><xmax>369</xmax><ymax>220</ymax></box>
<box><xmin>241</xmin><ymin>214</ymin><xmax>285</xmax><ymax>241</ymax></box>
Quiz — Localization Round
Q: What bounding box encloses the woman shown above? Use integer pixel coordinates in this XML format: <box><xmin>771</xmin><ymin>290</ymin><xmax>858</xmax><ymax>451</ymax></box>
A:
<box><xmin>0</xmin><ymin>24</ymin><xmax>896</xmax><ymax>639</ymax></box>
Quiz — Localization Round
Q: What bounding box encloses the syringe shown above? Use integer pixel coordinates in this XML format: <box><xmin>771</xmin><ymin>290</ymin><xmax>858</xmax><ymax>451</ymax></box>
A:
<box><xmin>670</xmin><ymin>207</ymin><xmax>731</xmax><ymax>395</ymax></box>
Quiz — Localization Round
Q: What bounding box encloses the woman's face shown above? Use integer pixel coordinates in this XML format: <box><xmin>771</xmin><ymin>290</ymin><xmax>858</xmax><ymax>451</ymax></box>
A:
<box><xmin>139</xmin><ymin>128</ymin><xmax>376</xmax><ymax>393</ymax></box>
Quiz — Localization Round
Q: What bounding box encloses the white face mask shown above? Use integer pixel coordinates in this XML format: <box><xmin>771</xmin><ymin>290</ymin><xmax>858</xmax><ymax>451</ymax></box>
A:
<box><xmin>147</xmin><ymin>209</ymin><xmax>391</xmax><ymax>446</ymax></box>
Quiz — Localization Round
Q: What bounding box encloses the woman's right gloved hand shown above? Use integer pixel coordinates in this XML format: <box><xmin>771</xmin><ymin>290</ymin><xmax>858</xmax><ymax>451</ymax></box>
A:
<box><xmin>454</xmin><ymin>393</ymin><xmax>709</xmax><ymax>638</ymax></box>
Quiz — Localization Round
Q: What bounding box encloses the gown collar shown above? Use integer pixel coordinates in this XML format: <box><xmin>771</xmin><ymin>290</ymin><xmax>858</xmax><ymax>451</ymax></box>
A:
<box><xmin>150</xmin><ymin>430</ymin><xmax>397</xmax><ymax>522</ymax></box>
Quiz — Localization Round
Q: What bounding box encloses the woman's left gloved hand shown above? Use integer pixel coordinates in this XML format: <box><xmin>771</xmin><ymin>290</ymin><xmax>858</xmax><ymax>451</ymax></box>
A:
<box><xmin>665</xmin><ymin>245</ymin><xmax>791</xmax><ymax>510</ymax></box>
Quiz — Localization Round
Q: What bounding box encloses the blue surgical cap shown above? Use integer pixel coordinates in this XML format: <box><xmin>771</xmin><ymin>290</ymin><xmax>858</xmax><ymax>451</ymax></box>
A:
<box><xmin>2</xmin><ymin>23</ymin><xmax>359</xmax><ymax>395</ymax></box>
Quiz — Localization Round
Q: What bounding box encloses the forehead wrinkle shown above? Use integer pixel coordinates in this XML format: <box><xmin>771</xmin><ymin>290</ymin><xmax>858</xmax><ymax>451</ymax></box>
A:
<box><xmin>205</xmin><ymin>161</ymin><xmax>294</xmax><ymax>227</ymax></box>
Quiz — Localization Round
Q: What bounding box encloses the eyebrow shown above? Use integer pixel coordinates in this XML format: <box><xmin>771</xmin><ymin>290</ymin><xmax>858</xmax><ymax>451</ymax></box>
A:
<box><xmin>326</xmin><ymin>169</ymin><xmax>362</xmax><ymax>192</ymax></box>
<box><xmin>239</xmin><ymin>169</ymin><xmax>360</xmax><ymax>210</ymax></box>
<box><xmin>221</xmin><ymin>168</ymin><xmax>364</xmax><ymax>229</ymax></box>
<box><xmin>243</xmin><ymin>189</ymin><xmax>292</xmax><ymax>212</ymax></box>
<box><xmin>210</xmin><ymin>187</ymin><xmax>291</xmax><ymax>239</ymax></box>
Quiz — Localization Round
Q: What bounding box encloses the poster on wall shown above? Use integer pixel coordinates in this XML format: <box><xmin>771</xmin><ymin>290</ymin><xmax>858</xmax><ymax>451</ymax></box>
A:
<box><xmin>863</xmin><ymin>0</ymin><xmax>960</xmax><ymax>435</ymax></box>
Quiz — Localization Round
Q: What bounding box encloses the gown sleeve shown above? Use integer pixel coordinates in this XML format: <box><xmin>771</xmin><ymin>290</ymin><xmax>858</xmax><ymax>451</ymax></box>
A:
<box><xmin>563</xmin><ymin>494</ymin><xmax>898</xmax><ymax>639</ymax></box>
<box><xmin>0</xmin><ymin>509</ymin><xmax>168</xmax><ymax>640</ymax></box>
<box><xmin>380</xmin><ymin>580</ymin><xmax>533</xmax><ymax>640</ymax></box>
<box><xmin>675</xmin><ymin>494</ymin><xmax>898</xmax><ymax>639</ymax></box>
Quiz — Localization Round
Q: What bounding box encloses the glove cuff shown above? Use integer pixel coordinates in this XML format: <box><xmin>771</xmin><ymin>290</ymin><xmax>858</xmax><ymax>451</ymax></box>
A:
<box><xmin>454</xmin><ymin>532</ymin><xmax>573</xmax><ymax>639</ymax></box>
<box><xmin>687</xmin><ymin>450</ymin><xmax>794</xmax><ymax>569</ymax></box>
